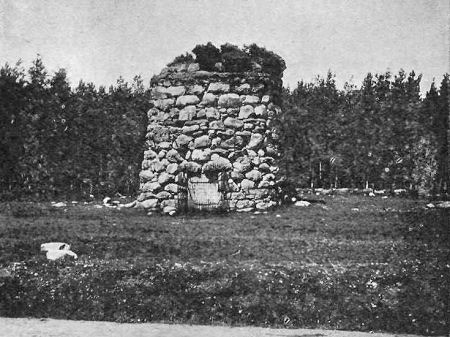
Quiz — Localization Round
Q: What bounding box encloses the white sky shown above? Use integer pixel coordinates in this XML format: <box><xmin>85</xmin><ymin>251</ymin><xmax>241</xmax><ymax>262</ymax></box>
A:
<box><xmin>1</xmin><ymin>0</ymin><xmax>448</xmax><ymax>93</ymax></box>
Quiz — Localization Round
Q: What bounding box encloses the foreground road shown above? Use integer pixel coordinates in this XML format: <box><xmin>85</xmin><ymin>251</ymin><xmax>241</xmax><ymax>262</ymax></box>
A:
<box><xmin>0</xmin><ymin>318</ymin><xmax>442</xmax><ymax>337</ymax></box>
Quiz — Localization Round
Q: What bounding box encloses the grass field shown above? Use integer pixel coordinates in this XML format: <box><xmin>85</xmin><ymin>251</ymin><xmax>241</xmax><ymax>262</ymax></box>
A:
<box><xmin>0</xmin><ymin>195</ymin><xmax>448</xmax><ymax>335</ymax></box>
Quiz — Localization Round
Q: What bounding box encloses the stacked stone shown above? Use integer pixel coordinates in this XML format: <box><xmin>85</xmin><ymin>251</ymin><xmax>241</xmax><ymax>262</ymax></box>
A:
<box><xmin>138</xmin><ymin>62</ymin><xmax>283</xmax><ymax>214</ymax></box>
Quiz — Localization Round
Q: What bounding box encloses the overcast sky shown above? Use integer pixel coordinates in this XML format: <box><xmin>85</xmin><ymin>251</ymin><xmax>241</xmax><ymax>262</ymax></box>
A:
<box><xmin>1</xmin><ymin>0</ymin><xmax>448</xmax><ymax>93</ymax></box>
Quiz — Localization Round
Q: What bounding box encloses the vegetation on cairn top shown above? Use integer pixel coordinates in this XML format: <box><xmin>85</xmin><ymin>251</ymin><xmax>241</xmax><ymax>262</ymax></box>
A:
<box><xmin>168</xmin><ymin>42</ymin><xmax>286</xmax><ymax>76</ymax></box>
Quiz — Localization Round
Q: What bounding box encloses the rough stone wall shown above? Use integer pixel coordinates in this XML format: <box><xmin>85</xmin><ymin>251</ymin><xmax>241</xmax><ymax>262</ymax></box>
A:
<box><xmin>138</xmin><ymin>62</ymin><xmax>283</xmax><ymax>214</ymax></box>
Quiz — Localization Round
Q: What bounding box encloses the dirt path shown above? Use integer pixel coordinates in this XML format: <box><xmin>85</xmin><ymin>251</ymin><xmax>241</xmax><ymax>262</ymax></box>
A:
<box><xmin>0</xmin><ymin>318</ymin><xmax>438</xmax><ymax>337</ymax></box>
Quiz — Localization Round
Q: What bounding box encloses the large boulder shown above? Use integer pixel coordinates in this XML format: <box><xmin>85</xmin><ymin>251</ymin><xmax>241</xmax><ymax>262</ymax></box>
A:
<box><xmin>191</xmin><ymin>148</ymin><xmax>211</xmax><ymax>161</ymax></box>
<box><xmin>203</xmin><ymin>154</ymin><xmax>232</xmax><ymax>172</ymax></box>
<box><xmin>179</xmin><ymin>161</ymin><xmax>202</xmax><ymax>173</ymax></box>
<box><xmin>247</xmin><ymin>133</ymin><xmax>264</xmax><ymax>149</ymax></box>
<box><xmin>224</xmin><ymin>117</ymin><xmax>244</xmax><ymax>129</ymax></box>
<box><xmin>179</xmin><ymin>105</ymin><xmax>196</xmax><ymax>121</ymax></box>
<box><xmin>166</xmin><ymin>149</ymin><xmax>183</xmax><ymax>163</ymax></box>
<box><xmin>194</xmin><ymin>135</ymin><xmax>211</xmax><ymax>148</ymax></box>
<box><xmin>176</xmin><ymin>134</ymin><xmax>193</xmax><ymax>147</ymax></box>
<box><xmin>208</xmin><ymin>82</ymin><xmax>230</xmax><ymax>93</ymax></box>
<box><xmin>218</xmin><ymin>94</ymin><xmax>241</xmax><ymax>108</ymax></box>
<box><xmin>239</xmin><ymin>105</ymin><xmax>255</xmax><ymax>119</ymax></box>
<box><xmin>176</xmin><ymin>95</ymin><xmax>200</xmax><ymax>107</ymax></box>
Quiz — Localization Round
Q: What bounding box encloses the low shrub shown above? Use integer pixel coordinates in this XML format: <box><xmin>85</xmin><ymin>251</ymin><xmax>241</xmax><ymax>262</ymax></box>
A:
<box><xmin>192</xmin><ymin>42</ymin><xmax>221</xmax><ymax>71</ymax></box>
<box><xmin>189</xmin><ymin>42</ymin><xmax>285</xmax><ymax>76</ymax></box>
<box><xmin>220</xmin><ymin>43</ymin><xmax>251</xmax><ymax>73</ymax></box>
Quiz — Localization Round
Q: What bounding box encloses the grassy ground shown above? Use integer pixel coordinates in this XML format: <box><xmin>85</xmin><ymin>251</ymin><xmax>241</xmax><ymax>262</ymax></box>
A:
<box><xmin>0</xmin><ymin>196</ymin><xmax>448</xmax><ymax>335</ymax></box>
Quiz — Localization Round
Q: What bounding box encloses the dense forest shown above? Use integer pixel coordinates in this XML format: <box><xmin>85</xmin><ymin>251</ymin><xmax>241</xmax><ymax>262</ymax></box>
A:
<box><xmin>0</xmin><ymin>57</ymin><xmax>448</xmax><ymax>200</ymax></box>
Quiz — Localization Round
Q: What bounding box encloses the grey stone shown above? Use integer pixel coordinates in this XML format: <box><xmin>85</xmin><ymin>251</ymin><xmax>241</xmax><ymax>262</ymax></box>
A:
<box><xmin>196</xmin><ymin>109</ymin><xmax>206</xmax><ymax>118</ymax></box>
<box><xmin>261</xmin><ymin>95</ymin><xmax>271</xmax><ymax>104</ymax></box>
<box><xmin>202</xmin><ymin>154</ymin><xmax>232</xmax><ymax>172</ymax></box>
<box><xmin>254</xmin><ymin>105</ymin><xmax>267</xmax><ymax>117</ymax></box>
<box><xmin>156</xmin><ymin>191</ymin><xmax>172</xmax><ymax>199</ymax></box>
<box><xmin>150</xmin><ymin>160</ymin><xmax>165</xmax><ymax>172</ymax></box>
<box><xmin>211</xmin><ymin>148</ymin><xmax>228</xmax><ymax>156</ymax></box>
<box><xmin>166</xmin><ymin>149</ymin><xmax>183</xmax><ymax>163</ymax></box>
<box><xmin>176</xmin><ymin>95</ymin><xmax>200</xmax><ymax>107</ymax></box>
<box><xmin>201</xmin><ymin>93</ymin><xmax>217</xmax><ymax>106</ymax></box>
<box><xmin>235</xmin><ymin>83</ymin><xmax>251</xmax><ymax>94</ymax></box>
<box><xmin>187</xmin><ymin>63</ymin><xmax>200</xmax><ymax>72</ymax></box>
<box><xmin>231</xmin><ymin>171</ymin><xmax>244</xmax><ymax>180</ymax></box>
<box><xmin>243</xmin><ymin>123</ymin><xmax>254</xmax><ymax>130</ymax></box>
<box><xmin>137</xmin><ymin>192</ymin><xmax>158</xmax><ymax>202</ymax></box>
<box><xmin>141</xmin><ymin>159</ymin><xmax>152</xmax><ymax>170</ymax></box>
<box><xmin>266</xmin><ymin>144</ymin><xmax>278</xmax><ymax>155</ymax></box>
<box><xmin>211</xmin><ymin>137</ymin><xmax>222</xmax><ymax>148</ymax></box>
<box><xmin>227</xmin><ymin>179</ymin><xmax>240</xmax><ymax>192</ymax></box>
<box><xmin>165</xmin><ymin>86</ymin><xmax>186</xmax><ymax>97</ymax></box>
<box><xmin>191</xmin><ymin>148</ymin><xmax>211</xmax><ymax>161</ymax></box>
<box><xmin>158</xmin><ymin>150</ymin><xmax>167</xmax><ymax>159</ymax></box>
<box><xmin>233</xmin><ymin>156</ymin><xmax>252</xmax><ymax>173</ymax></box>
<box><xmin>158</xmin><ymin>142</ymin><xmax>171</xmax><ymax>149</ymax></box>
<box><xmin>151</xmin><ymin>86</ymin><xmax>169</xmax><ymax>99</ymax></box>
<box><xmin>236</xmin><ymin>207</ymin><xmax>254</xmax><ymax>212</ymax></box>
<box><xmin>153</xmin><ymin>98</ymin><xmax>175</xmax><ymax>110</ymax></box>
<box><xmin>207</xmin><ymin>82</ymin><xmax>230</xmax><ymax>93</ymax></box>
<box><xmin>262</xmin><ymin>173</ymin><xmax>276</xmax><ymax>181</ymax></box>
<box><xmin>259</xmin><ymin>162</ymin><xmax>270</xmax><ymax>171</ymax></box>
<box><xmin>252</xmin><ymin>156</ymin><xmax>261</xmax><ymax>165</ymax></box>
<box><xmin>179</xmin><ymin>161</ymin><xmax>202</xmax><ymax>173</ymax></box>
<box><xmin>245</xmin><ymin>170</ymin><xmax>262</xmax><ymax>181</ymax></box>
<box><xmin>257</xmin><ymin>149</ymin><xmax>265</xmax><ymax>157</ymax></box>
<box><xmin>161</xmin><ymin>199</ymin><xmax>177</xmax><ymax>209</ymax></box>
<box><xmin>258</xmin><ymin>180</ymin><xmax>271</xmax><ymax>188</ymax></box>
<box><xmin>218</xmin><ymin>93</ymin><xmax>241</xmax><ymax>108</ymax></box>
<box><xmin>209</xmin><ymin>120</ymin><xmax>225</xmax><ymax>130</ymax></box>
<box><xmin>205</xmin><ymin>107</ymin><xmax>220</xmax><ymax>119</ymax></box>
<box><xmin>221</xmin><ymin>136</ymin><xmax>244</xmax><ymax>149</ymax></box>
<box><xmin>247</xmin><ymin>133</ymin><xmax>264</xmax><ymax>149</ymax></box>
<box><xmin>228</xmin><ymin>192</ymin><xmax>246</xmax><ymax>200</ymax></box>
<box><xmin>217</xmin><ymin>129</ymin><xmax>235</xmax><ymax>137</ymax></box>
<box><xmin>242</xmin><ymin>95</ymin><xmax>260</xmax><ymax>104</ymax></box>
<box><xmin>249</xmin><ymin>188</ymin><xmax>270</xmax><ymax>199</ymax></box>
<box><xmin>164</xmin><ymin>183</ymin><xmax>181</xmax><ymax>193</ymax></box>
<box><xmin>144</xmin><ymin>149</ymin><xmax>157</xmax><ymax>160</ymax></box>
<box><xmin>236</xmin><ymin>199</ymin><xmax>255</xmax><ymax>209</ymax></box>
<box><xmin>246</xmin><ymin>149</ymin><xmax>258</xmax><ymax>157</ymax></box>
<box><xmin>176</xmin><ymin>134</ymin><xmax>193</xmax><ymax>147</ymax></box>
<box><xmin>140</xmin><ymin>199</ymin><xmax>158</xmax><ymax>209</ymax></box>
<box><xmin>256</xmin><ymin>202</ymin><xmax>270</xmax><ymax>210</ymax></box>
<box><xmin>139</xmin><ymin>169</ymin><xmax>154</xmax><ymax>182</ymax></box>
<box><xmin>241</xmin><ymin>179</ymin><xmax>255</xmax><ymax>189</ymax></box>
<box><xmin>236</xmin><ymin>131</ymin><xmax>252</xmax><ymax>137</ymax></box>
<box><xmin>224</xmin><ymin>117</ymin><xmax>244</xmax><ymax>129</ymax></box>
<box><xmin>182</xmin><ymin>125</ymin><xmax>200</xmax><ymax>133</ymax></box>
<box><xmin>158</xmin><ymin>172</ymin><xmax>174</xmax><ymax>185</ymax></box>
<box><xmin>166</xmin><ymin>163</ymin><xmax>179</xmax><ymax>174</ymax></box>
<box><xmin>141</xmin><ymin>181</ymin><xmax>161</xmax><ymax>192</ymax></box>
<box><xmin>239</xmin><ymin>105</ymin><xmax>255</xmax><ymax>119</ymax></box>
<box><xmin>188</xmin><ymin>84</ymin><xmax>205</xmax><ymax>95</ymax></box>
<box><xmin>163</xmin><ymin>206</ymin><xmax>177</xmax><ymax>214</ymax></box>
<box><xmin>179</xmin><ymin>105</ymin><xmax>196</xmax><ymax>121</ymax></box>
<box><xmin>194</xmin><ymin>135</ymin><xmax>211</xmax><ymax>148</ymax></box>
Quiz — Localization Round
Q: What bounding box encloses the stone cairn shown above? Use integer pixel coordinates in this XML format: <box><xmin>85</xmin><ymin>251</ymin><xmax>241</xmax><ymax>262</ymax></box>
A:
<box><xmin>137</xmin><ymin>58</ymin><xmax>284</xmax><ymax>214</ymax></box>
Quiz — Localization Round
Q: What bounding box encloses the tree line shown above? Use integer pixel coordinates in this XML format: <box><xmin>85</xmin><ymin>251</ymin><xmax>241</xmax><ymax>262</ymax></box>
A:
<box><xmin>0</xmin><ymin>58</ymin><xmax>149</xmax><ymax>200</ymax></box>
<box><xmin>277</xmin><ymin>71</ymin><xmax>448</xmax><ymax>195</ymax></box>
<box><xmin>0</xmin><ymin>58</ymin><xmax>448</xmax><ymax>200</ymax></box>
